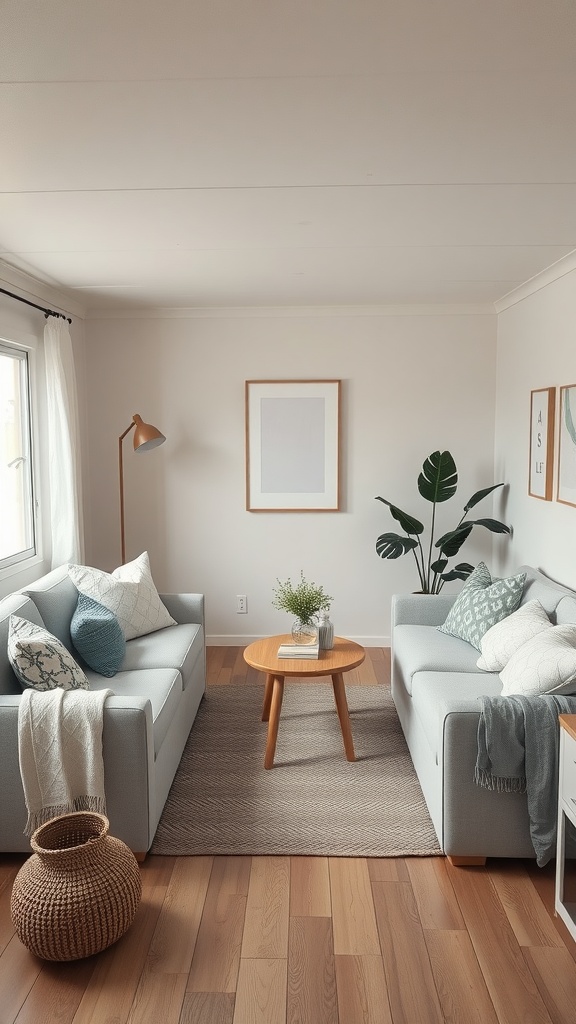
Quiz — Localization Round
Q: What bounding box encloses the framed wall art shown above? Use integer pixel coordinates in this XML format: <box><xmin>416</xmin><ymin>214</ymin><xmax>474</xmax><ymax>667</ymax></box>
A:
<box><xmin>529</xmin><ymin>386</ymin><xmax>555</xmax><ymax>501</ymax></box>
<box><xmin>557</xmin><ymin>384</ymin><xmax>576</xmax><ymax>508</ymax></box>
<box><xmin>245</xmin><ymin>379</ymin><xmax>341</xmax><ymax>511</ymax></box>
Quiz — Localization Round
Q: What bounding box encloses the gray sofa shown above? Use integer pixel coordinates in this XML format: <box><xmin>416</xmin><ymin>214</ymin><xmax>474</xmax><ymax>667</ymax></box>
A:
<box><xmin>391</xmin><ymin>564</ymin><xmax>576</xmax><ymax>863</ymax></box>
<box><xmin>0</xmin><ymin>565</ymin><xmax>206</xmax><ymax>855</ymax></box>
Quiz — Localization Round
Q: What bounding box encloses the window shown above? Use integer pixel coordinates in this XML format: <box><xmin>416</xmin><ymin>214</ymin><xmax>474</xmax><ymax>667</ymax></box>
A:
<box><xmin>0</xmin><ymin>342</ymin><xmax>36</xmax><ymax>568</ymax></box>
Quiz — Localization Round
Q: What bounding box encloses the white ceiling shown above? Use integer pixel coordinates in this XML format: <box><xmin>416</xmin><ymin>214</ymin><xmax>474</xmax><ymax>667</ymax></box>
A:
<box><xmin>1</xmin><ymin>0</ymin><xmax>576</xmax><ymax>313</ymax></box>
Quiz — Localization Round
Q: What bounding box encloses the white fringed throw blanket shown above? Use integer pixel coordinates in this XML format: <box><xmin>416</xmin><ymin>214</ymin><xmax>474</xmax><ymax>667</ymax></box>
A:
<box><xmin>18</xmin><ymin>687</ymin><xmax>112</xmax><ymax>837</ymax></box>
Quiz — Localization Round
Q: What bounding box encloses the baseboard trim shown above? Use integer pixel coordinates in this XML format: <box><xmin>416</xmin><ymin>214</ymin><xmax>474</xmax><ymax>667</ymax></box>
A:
<box><xmin>207</xmin><ymin>634</ymin><xmax>390</xmax><ymax>647</ymax></box>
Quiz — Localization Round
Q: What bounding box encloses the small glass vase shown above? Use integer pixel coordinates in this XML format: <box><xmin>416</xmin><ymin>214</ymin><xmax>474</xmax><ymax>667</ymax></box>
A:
<box><xmin>291</xmin><ymin>620</ymin><xmax>319</xmax><ymax>645</ymax></box>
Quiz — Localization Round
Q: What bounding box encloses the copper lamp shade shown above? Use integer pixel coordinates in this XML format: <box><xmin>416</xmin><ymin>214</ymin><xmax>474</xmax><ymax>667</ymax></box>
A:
<box><xmin>131</xmin><ymin>413</ymin><xmax>166</xmax><ymax>452</ymax></box>
<box><xmin>119</xmin><ymin>414</ymin><xmax>166</xmax><ymax>563</ymax></box>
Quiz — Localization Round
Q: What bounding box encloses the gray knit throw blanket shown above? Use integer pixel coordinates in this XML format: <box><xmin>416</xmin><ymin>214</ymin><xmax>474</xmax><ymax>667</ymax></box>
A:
<box><xmin>476</xmin><ymin>693</ymin><xmax>576</xmax><ymax>866</ymax></box>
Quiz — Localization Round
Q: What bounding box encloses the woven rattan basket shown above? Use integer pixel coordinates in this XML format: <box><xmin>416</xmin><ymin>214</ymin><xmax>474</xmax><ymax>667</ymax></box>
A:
<box><xmin>11</xmin><ymin>811</ymin><xmax>142</xmax><ymax>961</ymax></box>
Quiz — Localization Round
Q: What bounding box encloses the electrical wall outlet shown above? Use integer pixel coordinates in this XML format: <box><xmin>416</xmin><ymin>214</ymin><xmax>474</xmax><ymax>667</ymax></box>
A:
<box><xmin>236</xmin><ymin>594</ymin><xmax>247</xmax><ymax>613</ymax></box>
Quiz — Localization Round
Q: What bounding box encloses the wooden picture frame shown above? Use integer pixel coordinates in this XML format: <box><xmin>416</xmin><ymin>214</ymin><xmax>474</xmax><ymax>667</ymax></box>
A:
<box><xmin>245</xmin><ymin>379</ymin><xmax>341</xmax><ymax>511</ymax></box>
<box><xmin>529</xmin><ymin>387</ymin><xmax>555</xmax><ymax>500</ymax></box>
<box><xmin>557</xmin><ymin>384</ymin><xmax>576</xmax><ymax>508</ymax></box>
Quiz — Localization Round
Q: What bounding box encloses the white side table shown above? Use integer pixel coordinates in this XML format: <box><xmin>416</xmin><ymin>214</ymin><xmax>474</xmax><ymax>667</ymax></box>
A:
<box><xmin>555</xmin><ymin>715</ymin><xmax>576</xmax><ymax>942</ymax></box>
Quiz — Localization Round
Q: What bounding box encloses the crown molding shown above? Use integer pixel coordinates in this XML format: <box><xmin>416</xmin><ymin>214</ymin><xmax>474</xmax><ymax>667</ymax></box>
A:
<box><xmin>86</xmin><ymin>302</ymin><xmax>495</xmax><ymax>320</ymax></box>
<box><xmin>495</xmin><ymin>248</ymin><xmax>576</xmax><ymax>312</ymax></box>
<box><xmin>0</xmin><ymin>260</ymin><xmax>86</xmax><ymax>320</ymax></box>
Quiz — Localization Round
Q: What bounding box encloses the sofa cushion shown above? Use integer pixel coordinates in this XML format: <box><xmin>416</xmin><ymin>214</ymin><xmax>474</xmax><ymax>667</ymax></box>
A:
<box><xmin>500</xmin><ymin>625</ymin><xmax>576</xmax><ymax>697</ymax></box>
<box><xmin>519</xmin><ymin>566</ymin><xmax>576</xmax><ymax>617</ymax></box>
<box><xmin>69</xmin><ymin>552</ymin><xmax>176</xmax><ymax>641</ymax></box>
<box><xmin>476</xmin><ymin>600</ymin><xmax>552</xmax><ymax>672</ymax></box>
<box><xmin>70</xmin><ymin>593</ymin><xmax>126</xmax><ymax>677</ymax></box>
<box><xmin>120</xmin><ymin>623</ymin><xmax>203</xmax><ymax>689</ymax></box>
<box><xmin>438</xmin><ymin>562</ymin><xmax>526</xmax><ymax>650</ymax></box>
<box><xmin>556</xmin><ymin>595</ymin><xmax>576</xmax><ymax>626</ymax></box>
<box><xmin>88</xmin><ymin>667</ymin><xmax>183</xmax><ymax>756</ymax></box>
<box><xmin>23</xmin><ymin>566</ymin><xmax>79</xmax><ymax>650</ymax></box>
<box><xmin>411</xmin><ymin>670</ymin><xmax>502</xmax><ymax>763</ymax></box>
<box><xmin>393</xmin><ymin>624</ymin><xmax>482</xmax><ymax>694</ymax></box>
<box><xmin>8</xmin><ymin>614</ymin><xmax>89</xmax><ymax>691</ymax></box>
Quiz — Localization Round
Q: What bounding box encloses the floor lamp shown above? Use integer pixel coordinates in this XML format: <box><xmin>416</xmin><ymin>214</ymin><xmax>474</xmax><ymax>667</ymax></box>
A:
<box><xmin>119</xmin><ymin>413</ymin><xmax>166</xmax><ymax>564</ymax></box>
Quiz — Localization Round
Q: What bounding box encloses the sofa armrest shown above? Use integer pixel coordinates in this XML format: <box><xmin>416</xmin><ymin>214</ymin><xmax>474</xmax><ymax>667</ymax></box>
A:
<box><xmin>391</xmin><ymin>593</ymin><xmax>456</xmax><ymax>628</ymax></box>
<box><xmin>160</xmin><ymin>593</ymin><xmax>204</xmax><ymax>626</ymax></box>
<box><xmin>0</xmin><ymin>693</ymin><xmax>156</xmax><ymax>853</ymax></box>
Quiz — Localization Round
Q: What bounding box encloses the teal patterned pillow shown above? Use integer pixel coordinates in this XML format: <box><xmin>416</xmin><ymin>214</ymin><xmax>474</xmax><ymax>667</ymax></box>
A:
<box><xmin>8</xmin><ymin>614</ymin><xmax>89</xmax><ymax>691</ymax></box>
<box><xmin>438</xmin><ymin>562</ymin><xmax>527</xmax><ymax>651</ymax></box>
<box><xmin>70</xmin><ymin>592</ymin><xmax>125</xmax><ymax>677</ymax></box>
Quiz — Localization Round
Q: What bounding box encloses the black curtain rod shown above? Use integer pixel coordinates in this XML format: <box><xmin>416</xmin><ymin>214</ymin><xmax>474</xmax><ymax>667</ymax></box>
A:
<box><xmin>0</xmin><ymin>286</ymin><xmax>72</xmax><ymax>324</ymax></box>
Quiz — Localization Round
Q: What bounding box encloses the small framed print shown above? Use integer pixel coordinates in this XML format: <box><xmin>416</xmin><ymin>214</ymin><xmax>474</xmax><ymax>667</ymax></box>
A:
<box><xmin>529</xmin><ymin>387</ymin><xmax>555</xmax><ymax>500</ymax></box>
<box><xmin>245</xmin><ymin>379</ymin><xmax>341</xmax><ymax>511</ymax></box>
<box><xmin>557</xmin><ymin>384</ymin><xmax>576</xmax><ymax>508</ymax></box>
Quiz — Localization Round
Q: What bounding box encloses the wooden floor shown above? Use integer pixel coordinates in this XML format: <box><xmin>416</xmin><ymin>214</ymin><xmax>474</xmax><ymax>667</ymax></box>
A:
<box><xmin>2</xmin><ymin>647</ymin><xmax>576</xmax><ymax>1024</ymax></box>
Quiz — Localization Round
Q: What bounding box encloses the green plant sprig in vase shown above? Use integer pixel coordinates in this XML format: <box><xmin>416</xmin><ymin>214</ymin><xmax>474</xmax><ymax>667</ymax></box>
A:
<box><xmin>272</xmin><ymin>572</ymin><xmax>333</xmax><ymax>644</ymax></box>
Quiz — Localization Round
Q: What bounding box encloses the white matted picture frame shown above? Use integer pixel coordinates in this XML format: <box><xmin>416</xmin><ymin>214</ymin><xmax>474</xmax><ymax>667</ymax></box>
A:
<box><xmin>529</xmin><ymin>386</ymin><xmax>555</xmax><ymax>501</ymax></box>
<box><xmin>245</xmin><ymin>379</ymin><xmax>341</xmax><ymax>511</ymax></box>
<box><xmin>557</xmin><ymin>384</ymin><xmax>576</xmax><ymax>508</ymax></box>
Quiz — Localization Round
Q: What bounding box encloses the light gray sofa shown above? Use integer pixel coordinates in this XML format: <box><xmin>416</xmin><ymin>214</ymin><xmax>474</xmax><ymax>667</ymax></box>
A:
<box><xmin>391</xmin><ymin>564</ymin><xmax>576</xmax><ymax>863</ymax></box>
<box><xmin>0</xmin><ymin>565</ymin><xmax>206</xmax><ymax>855</ymax></box>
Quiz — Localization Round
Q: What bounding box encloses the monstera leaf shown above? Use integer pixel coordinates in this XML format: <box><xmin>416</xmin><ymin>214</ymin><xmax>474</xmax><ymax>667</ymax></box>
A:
<box><xmin>375</xmin><ymin>450</ymin><xmax>510</xmax><ymax>593</ymax></box>
<box><xmin>375</xmin><ymin>533</ymin><xmax>419</xmax><ymax>559</ymax></box>
<box><xmin>417</xmin><ymin>450</ymin><xmax>458</xmax><ymax>504</ymax></box>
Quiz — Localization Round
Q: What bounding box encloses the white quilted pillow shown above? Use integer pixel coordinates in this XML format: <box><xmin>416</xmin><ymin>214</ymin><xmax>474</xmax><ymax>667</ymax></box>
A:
<box><xmin>68</xmin><ymin>552</ymin><xmax>176</xmax><ymax>641</ymax></box>
<box><xmin>499</xmin><ymin>625</ymin><xmax>576</xmax><ymax>697</ymax></box>
<box><xmin>476</xmin><ymin>599</ymin><xmax>551</xmax><ymax>672</ymax></box>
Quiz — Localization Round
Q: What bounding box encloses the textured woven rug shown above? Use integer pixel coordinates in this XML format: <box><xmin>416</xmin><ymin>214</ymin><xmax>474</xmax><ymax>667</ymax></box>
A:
<box><xmin>151</xmin><ymin>684</ymin><xmax>442</xmax><ymax>857</ymax></box>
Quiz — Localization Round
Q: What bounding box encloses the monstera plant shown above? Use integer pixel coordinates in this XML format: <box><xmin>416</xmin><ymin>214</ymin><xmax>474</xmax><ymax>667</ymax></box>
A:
<box><xmin>375</xmin><ymin>450</ymin><xmax>511</xmax><ymax>594</ymax></box>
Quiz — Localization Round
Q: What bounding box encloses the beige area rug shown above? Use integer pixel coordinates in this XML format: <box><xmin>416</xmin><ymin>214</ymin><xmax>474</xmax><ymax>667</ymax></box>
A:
<box><xmin>151</xmin><ymin>684</ymin><xmax>442</xmax><ymax>857</ymax></box>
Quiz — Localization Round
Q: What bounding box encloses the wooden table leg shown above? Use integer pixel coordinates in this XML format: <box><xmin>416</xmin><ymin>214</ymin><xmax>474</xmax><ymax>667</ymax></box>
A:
<box><xmin>331</xmin><ymin>672</ymin><xmax>356</xmax><ymax>762</ymax></box>
<box><xmin>264</xmin><ymin>675</ymin><xmax>285</xmax><ymax>769</ymax></box>
<box><xmin>261</xmin><ymin>673</ymin><xmax>274</xmax><ymax>721</ymax></box>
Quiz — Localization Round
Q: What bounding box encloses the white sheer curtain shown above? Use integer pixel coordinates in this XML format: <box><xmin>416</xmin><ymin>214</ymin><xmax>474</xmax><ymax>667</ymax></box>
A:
<box><xmin>44</xmin><ymin>318</ymin><xmax>84</xmax><ymax>567</ymax></box>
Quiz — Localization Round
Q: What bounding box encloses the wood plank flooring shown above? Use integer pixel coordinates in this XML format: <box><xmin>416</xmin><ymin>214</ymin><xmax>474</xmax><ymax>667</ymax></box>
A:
<box><xmin>1</xmin><ymin>646</ymin><xmax>576</xmax><ymax>1023</ymax></box>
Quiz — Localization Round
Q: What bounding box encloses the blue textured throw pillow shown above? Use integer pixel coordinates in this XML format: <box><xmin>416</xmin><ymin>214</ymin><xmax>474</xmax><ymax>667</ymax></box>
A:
<box><xmin>70</xmin><ymin>592</ymin><xmax>125</xmax><ymax>677</ymax></box>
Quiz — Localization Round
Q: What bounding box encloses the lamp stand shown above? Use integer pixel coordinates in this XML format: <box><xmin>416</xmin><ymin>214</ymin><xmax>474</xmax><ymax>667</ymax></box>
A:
<box><xmin>118</xmin><ymin>421</ymin><xmax>136</xmax><ymax>565</ymax></box>
<box><xmin>118</xmin><ymin>414</ymin><xmax>166</xmax><ymax>565</ymax></box>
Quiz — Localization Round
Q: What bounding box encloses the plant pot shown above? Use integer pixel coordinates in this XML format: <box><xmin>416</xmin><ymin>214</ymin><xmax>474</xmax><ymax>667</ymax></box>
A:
<box><xmin>10</xmin><ymin>811</ymin><xmax>142</xmax><ymax>961</ymax></box>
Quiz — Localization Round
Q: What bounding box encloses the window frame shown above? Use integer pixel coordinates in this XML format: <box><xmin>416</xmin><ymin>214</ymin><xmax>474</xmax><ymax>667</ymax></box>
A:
<box><xmin>0</xmin><ymin>338</ymin><xmax>40</xmax><ymax>573</ymax></box>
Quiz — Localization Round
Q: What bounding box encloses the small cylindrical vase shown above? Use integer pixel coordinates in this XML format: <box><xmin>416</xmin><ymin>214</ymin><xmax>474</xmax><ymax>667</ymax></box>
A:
<box><xmin>318</xmin><ymin>613</ymin><xmax>334</xmax><ymax>650</ymax></box>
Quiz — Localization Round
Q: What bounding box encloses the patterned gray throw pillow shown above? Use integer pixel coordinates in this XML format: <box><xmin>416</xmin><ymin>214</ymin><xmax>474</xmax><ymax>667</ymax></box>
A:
<box><xmin>438</xmin><ymin>562</ymin><xmax>527</xmax><ymax>651</ymax></box>
<box><xmin>8</xmin><ymin>614</ymin><xmax>89</xmax><ymax>691</ymax></box>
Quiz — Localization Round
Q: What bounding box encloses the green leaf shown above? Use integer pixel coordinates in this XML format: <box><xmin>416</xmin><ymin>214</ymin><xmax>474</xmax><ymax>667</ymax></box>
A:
<box><xmin>453</xmin><ymin>561</ymin><xmax>475</xmax><ymax>574</ymax></box>
<box><xmin>463</xmin><ymin>482</ymin><xmax>504</xmax><ymax>512</ymax></box>
<box><xmin>435</xmin><ymin>522</ymin><xmax>473</xmax><ymax>556</ymax></box>
<box><xmin>375</xmin><ymin>497</ymin><xmax>424</xmax><ymax>535</ymax></box>
<box><xmin>467</xmin><ymin>517</ymin><xmax>511</xmax><ymax>534</ymax></box>
<box><xmin>430</xmin><ymin>558</ymin><xmax>448</xmax><ymax>573</ymax></box>
<box><xmin>376</xmin><ymin>533</ymin><xmax>419</xmax><ymax>559</ymax></box>
<box><xmin>440</xmin><ymin>565</ymin><xmax>474</xmax><ymax>582</ymax></box>
<box><xmin>417</xmin><ymin>451</ymin><xmax>457</xmax><ymax>504</ymax></box>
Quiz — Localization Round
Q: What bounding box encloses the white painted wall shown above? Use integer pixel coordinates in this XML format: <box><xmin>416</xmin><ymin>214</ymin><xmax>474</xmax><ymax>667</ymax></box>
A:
<box><xmin>494</xmin><ymin>266</ymin><xmax>576</xmax><ymax>588</ymax></box>
<box><xmin>84</xmin><ymin>308</ymin><xmax>498</xmax><ymax>644</ymax></box>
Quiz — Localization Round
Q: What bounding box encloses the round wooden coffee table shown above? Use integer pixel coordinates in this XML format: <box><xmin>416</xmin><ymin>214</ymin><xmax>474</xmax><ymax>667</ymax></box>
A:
<box><xmin>243</xmin><ymin>634</ymin><xmax>365</xmax><ymax>769</ymax></box>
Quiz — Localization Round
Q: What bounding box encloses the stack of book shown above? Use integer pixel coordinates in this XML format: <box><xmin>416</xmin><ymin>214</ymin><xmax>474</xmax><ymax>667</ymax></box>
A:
<box><xmin>277</xmin><ymin>643</ymin><xmax>319</xmax><ymax>660</ymax></box>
